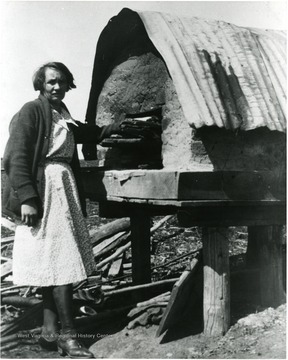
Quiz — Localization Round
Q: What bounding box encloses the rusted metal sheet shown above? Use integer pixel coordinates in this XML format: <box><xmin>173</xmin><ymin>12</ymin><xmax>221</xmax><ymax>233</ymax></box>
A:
<box><xmin>138</xmin><ymin>11</ymin><xmax>286</xmax><ymax>132</ymax></box>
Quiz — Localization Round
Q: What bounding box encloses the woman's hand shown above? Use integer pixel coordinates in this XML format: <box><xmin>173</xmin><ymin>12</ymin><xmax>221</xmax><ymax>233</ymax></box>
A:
<box><xmin>21</xmin><ymin>199</ymin><xmax>38</xmax><ymax>226</ymax></box>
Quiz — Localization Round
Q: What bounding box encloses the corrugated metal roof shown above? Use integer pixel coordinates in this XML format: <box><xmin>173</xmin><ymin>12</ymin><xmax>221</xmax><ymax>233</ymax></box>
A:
<box><xmin>138</xmin><ymin>11</ymin><xmax>286</xmax><ymax>132</ymax></box>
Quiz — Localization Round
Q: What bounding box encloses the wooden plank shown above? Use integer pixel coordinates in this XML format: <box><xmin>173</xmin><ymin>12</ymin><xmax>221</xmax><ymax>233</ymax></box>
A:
<box><xmin>83</xmin><ymin>169</ymin><xmax>180</xmax><ymax>200</ymax></box>
<box><xmin>177</xmin><ymin>204</ymin><xmax>285</xmax><ymax>226</ymax></box>
<box><xmin>130</xmin><ymin>209</ymin><xmax>151</xmax><ymax>285</ymax></box>
<box><xmin>203</xmin><ymin>227</ymin><xmax>230</xmax><ymax>336</ymax></box>
<box><xmin>1</xmin><ymin>256</ymin><xmax>11</xmax><ymax>262</ymax></box>
<box><xmin>96</xmin><ymin>242</ymin><xmax>131</xmax><ymax>270</ymax></box>
<box><xmin>156</xmin><ymin>253</ymin><xmax>203</xmax><ymax>337</ymax></box>
<box><xmin>89</xmin><ymin>218</ymin><xmax>130</xmax><ymax>246</ymax></box>
<box><xmin>258</xmin><ymin>225</ymin><xmax>286</xmax><ymax>307</ymax></box>
<box><xmin>108</xmin><ymin>254</ymin><xmax>124</xmax><ymax>278</ymax></box>
<box><xmin>82</xmin><ymin>169</ymin><xmax>281</xmax><ymax>201</ymax></box>
<box><xmin>1</xmin><ymin>261</ymin><xmax>13</xmax><ymax>280</ymax></box>
<box><xmin>1</xmin><ymin>236</ymin><xmax>15</xmax><ymax>245</ymax></box>
<box><xmin>1</xmin><ymin>218</ymin><xmax>16</xmax><ymax>232</ymax></box>
<box><xmin>101</xmin><ymin>197</ymin><xmax>285</xmax><ymax>207</ymax></box>
<box><xmin>93</xmin><ymin>231</ymin><xmax>127</xmax><ymax>256</ymax></box>
<box><xmin>104</xmin><ymin>278</ymin><xmax>178</xmax><ymax>297</ymax></box>
<box><xmin>98</xmin><ymin>201</ymin><xmax>177</xmax><ymax>218</ymax></box>
<box><xmin>101</xmin><ymin>138</ymin><xmax>144</xmax><ymax>147</ymax></box>
<box><xmin>178</xmin><ymin>171</ymin><xmax>270</xmax><ymax>200</ymax></box>
<box><xmin>94</xmin><ymin>232</ymin><xmax>130</xmax><ymax>260</ymax></box>
<box><xmin>98</xmin><ymin>199</ymin><xmax>285</xmax><ymax>223</ymax></box>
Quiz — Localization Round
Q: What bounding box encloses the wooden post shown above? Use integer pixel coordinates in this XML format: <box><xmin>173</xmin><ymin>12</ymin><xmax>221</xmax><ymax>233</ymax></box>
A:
<box><xmin>130</xmin><ymin>208</ymin><xmax>151</xmax><ymax>285</ymax></box>
<box><xmin>203</xmin><ymin>227</ymin><xmax>230</xmax><ymax>336</ymax></box>
<box><xmin>258</xmin><ymin>225</ymin><xmax>285</xmax><ymax>307</ymax></box>
<box><xmin>246</xmin><ymin>226</ymin><xmax>261</xmax><ymax>267</ymax></box>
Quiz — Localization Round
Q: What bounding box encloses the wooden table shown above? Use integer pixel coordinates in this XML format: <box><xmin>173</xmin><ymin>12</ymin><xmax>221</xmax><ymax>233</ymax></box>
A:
<box><xmin>82</xmin><ymin>169</ymin><xmax>286</xmax><ymax>335</ymax></box>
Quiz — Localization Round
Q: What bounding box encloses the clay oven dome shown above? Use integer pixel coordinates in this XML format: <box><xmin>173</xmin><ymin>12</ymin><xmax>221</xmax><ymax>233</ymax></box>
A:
<box><xmin>83</xmin><ymin>7</ymin><xmax>286</xmax><ymax>195</ymax></box>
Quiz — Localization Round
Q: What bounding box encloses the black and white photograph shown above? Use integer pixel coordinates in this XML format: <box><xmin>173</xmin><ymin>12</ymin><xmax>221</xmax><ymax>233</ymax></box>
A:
<box><xmin>0</xmin><ymin>1</ymin><xmax>286</xmax><ymax>358</ymax></box>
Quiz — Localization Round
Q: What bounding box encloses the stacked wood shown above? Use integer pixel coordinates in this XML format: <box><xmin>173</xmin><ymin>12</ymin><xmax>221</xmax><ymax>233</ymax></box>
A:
<box><xmin>89</xmin><ymin>218</ymin><xmax>130</xmax><ymax>246</ymax></box>
<box><xmin>0</xmin><ymin>213</ymin><xmax>188</xmax><ymax>343</ymax></box>
<box><xmin>101</xmin><ymin>109</ymin><xmax>162</xmax><ymax>148</ymax></box>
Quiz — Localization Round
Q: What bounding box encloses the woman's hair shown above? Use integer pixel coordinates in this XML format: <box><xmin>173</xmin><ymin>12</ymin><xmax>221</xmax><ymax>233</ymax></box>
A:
<box><xmin>32</xmin><ymin>62</ymin><xmax>76</xmax><ymax>92</ymax></box>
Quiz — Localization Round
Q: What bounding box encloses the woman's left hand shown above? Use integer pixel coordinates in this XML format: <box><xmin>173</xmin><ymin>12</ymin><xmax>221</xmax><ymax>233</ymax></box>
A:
<box><xmin>21</xmin><ymin>199</ymin><xmax>38</xmax><ymax>226</ymax></box>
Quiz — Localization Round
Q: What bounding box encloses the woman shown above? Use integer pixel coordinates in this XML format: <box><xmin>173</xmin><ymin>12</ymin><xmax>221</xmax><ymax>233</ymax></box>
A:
<box><xmin>3</xmin><ymin>62</ymin><xmax>119</xmax><ymax>358</ymax></box>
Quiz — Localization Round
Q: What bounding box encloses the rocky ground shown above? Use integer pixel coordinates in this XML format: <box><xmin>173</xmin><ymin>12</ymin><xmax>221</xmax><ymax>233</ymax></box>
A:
<box><xmin>1</xmin><ymin>200</ymin><xmax>286</xmax><ymax>359</ymax></box>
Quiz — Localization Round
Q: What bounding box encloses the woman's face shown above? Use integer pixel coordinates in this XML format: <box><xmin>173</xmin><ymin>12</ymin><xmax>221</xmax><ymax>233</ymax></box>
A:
<box><xmin>42</xmin><ymin>67</ymin><xmax>68</xmax><ymax>105</ymax></box>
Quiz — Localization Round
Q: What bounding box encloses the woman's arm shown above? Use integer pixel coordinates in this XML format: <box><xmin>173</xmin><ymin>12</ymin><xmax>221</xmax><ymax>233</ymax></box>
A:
<box><xmin>3</xmin><ymin>104</ymin><xmax>40</xmax><ymax>219</ymax></box>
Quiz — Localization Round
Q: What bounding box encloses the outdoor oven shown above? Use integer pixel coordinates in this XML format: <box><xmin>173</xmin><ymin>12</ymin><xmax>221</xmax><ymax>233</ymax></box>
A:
<box><xmin>83</xmin><ymin>8</ymin><xmax>285</xmax><ymax>200</ymax></box>
<box><xmin>81</xmin><ymin>8</ymin><xmax>286</xmax><ymax>336</ymax></box>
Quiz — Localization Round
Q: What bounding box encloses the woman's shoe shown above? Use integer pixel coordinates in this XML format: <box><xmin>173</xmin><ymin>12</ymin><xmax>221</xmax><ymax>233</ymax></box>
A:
<box><xmin>38</xmin><ymin>333</ymin><xmax>58</xmax><ymax>351</ymax></box>
<box><xmin>57</xmin><ymin>335</ymin><xmax>94</xmax><ymax>358</ymax></box>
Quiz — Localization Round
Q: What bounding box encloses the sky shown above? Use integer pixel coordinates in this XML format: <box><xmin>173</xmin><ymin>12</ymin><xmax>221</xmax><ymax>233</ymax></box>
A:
<box><xmin>0</xmin><ymin>1</ymin><xmax>287</xmax><ymax>157</ymax></box>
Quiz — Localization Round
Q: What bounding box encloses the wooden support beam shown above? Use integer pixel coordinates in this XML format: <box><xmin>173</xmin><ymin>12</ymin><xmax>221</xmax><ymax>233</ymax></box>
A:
<box><xmin>257</xmin><ymin>225</ymin><xmax>285</xmax><ymax>307</ymax></box>
<box><xmin>203</xmin><ymin>227</ymin><xmax>230</xmax><ymax>336</ymax></box>
<box><xmin>246</xmin><ymin>226</ymin><xmax>261</xmax><ymax>267</ymax></box>
<box><xmin>177</xmin><ymin>203</ymin><xmax>285</xmax><ymax>227</ymax></box>
<box><xmin>130</xmin><ymin>209</ymin><xmax>151</xmax><ymax>285</ymax></box>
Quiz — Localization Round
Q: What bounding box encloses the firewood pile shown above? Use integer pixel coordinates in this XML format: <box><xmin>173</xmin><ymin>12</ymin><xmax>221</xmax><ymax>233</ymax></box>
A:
<box><xmin>99</xmin><ymin>108</ymin><xmax>163</xmax><ymax>169</ymax></box>
<box><xmin>1</xmin><ymin>211</ymin><xmax>203</xmax><ymax>350</ymax></box>
<box><xmin>101</xmin><ymin>108</ymin><xmax>162</xmax><ymax>148</ymax></box>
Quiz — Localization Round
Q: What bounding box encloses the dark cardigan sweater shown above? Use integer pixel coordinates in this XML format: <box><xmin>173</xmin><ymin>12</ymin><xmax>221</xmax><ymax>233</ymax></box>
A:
<box><xmin>3</xmin><ymin>95</ymin><xmax>114</xmax><ymax>219</ymax></box>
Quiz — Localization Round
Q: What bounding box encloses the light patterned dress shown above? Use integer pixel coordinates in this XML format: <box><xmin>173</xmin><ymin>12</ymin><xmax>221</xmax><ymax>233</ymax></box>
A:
<box><xmin>13</xmin><ymin>108</ymin><xmax>96</xmax><ymax>286</ymax></box>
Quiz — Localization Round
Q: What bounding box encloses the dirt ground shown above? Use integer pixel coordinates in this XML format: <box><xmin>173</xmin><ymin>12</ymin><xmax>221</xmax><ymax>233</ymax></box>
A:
<box><xmin>91</xmin><ymin>305</ymin><xmax>286</xmax><ymax>359</ymax></box>
<box><xmin>1</xmin><ymin>304</ymin><xmax>286</xmax><ymax>359</ymax></box>
<box><xmin>1</xmin><ymin>201</ymin><xmax>286</xmax><ymax>359</ymax></box>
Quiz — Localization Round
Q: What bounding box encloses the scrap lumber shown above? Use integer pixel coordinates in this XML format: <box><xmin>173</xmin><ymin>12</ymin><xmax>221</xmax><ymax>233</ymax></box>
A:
<box><xmin>93</xmin><ymin>231</ymin><xmax>130</xmax><ymax>259</ymax></box>
<box><xmin>1</xmin><ymin>260</ymin><xmax>13</xmax><ymax>280</ymax></box>
<box><xmin>1</xmin><ymin>296</ymin><xmax>41</xmax><ymax>308</ymax></box>
<box><xmin>0</xmin><ymin>303</ymin><xmax>43</xmax><ymax>337</ymax></box>
<box><xmin>152</xmin><ymin>248</ymin><xmax>200</xmax><ymax>271</ymax></box>
<box><xmin>0</xmin><ymin>285</ymin><xmax>30</xmax><ymax>294</ymax></box>
<box><xmin>1</xmin><ymin>217</ymin><xmax>16</xmax><ymax>231</ymax></box>
<box><xmin>151</xmin><ymin>215</ymin><xmax>174</xmax><ymax>232</ymax></box>
<box><xmin>94</xmin><ymin>214</ymin><xmax>173</xmax><ymax>272</ymax></box>
<box><xmin>104</xmin><ymin>278</ymin><xmax>178</xmax><ymax>297</ymax></box>
<box><xmin>1</xmin><ymin>236</ymin><xmax>15</xmax><ymax>245</ymax></box>
<box><xmin>108</xmin><ymin>254</ymin><xmax>124</xmax><ymax>278</ymax></box>
<box><xmin>1</xmin><ymin>341</ymin><xmax>19</xmax><ymax>351</ymax></box>
<box><xmin>156</xmin><ymin>252</ymin><xmax>203</xmax><ymax>337</ymax></box>
<box><xmin>89</xmin><ymin>218</ymin><xmax>130</xmax><ymax>247</ymax></box>
<box><xmin>1</xmin><ymin>327</ymin><xmax>41</xmax><ymax>346</ymax></box>
<box><xmin>123</xmin><ymin>262</ymin><xmax>132</xmax><ymax>271</ymax></box>
<box><xmin>1</xmin><ymin>289</ymin><xmax>21</xmax><ymax>297</ymax></box>
<box><xmin>136</xmin><ymin>291</ymin><xmax>171</xmax><ymax>307</ymax></box>
<box><xmin>1</xmin><ymin>256</ymin><xmax>11</xmax><ymax>262</ymax></box>
<box><xmin>93</xmin><ymin>231</ymin><xmax>126</xmax><ymax>254</ymax></box>
<box><xmin>96</xmin><ymin>242</ymin><xmax>131</xmax><ymax>270</ymax></box>
<box><xmin>1</xmin><ymin>333</ymin><xmax>19</xmax><ymax>345</ymax></box>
